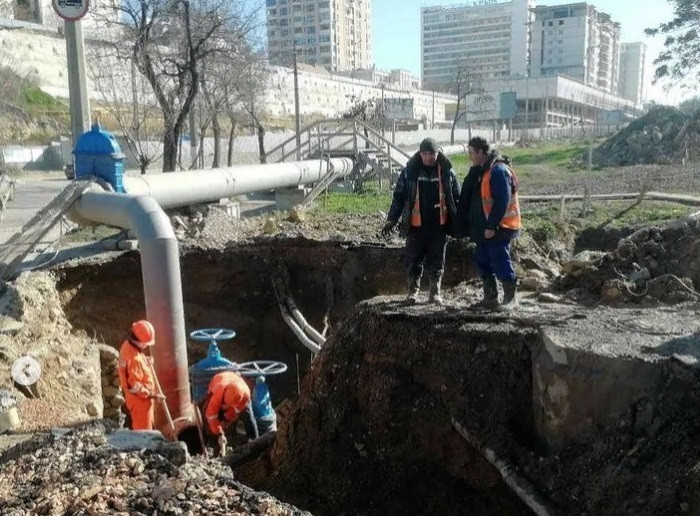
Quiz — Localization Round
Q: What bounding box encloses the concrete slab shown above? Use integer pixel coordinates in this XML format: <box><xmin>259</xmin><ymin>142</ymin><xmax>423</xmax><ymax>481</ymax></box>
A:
<box><xmin>363</xmin><ymin>296</ymin><xmax>700</xmax><ymax>453</ymax></box>
<box><xmin>531</xmin><ymin>304</ymin><xmax>700</xmax><ymax>451</ymax></box>
<box><xmin>106</xmin><ymin>429</ymin><xmax>188</xmax><ymax>465</ymax></box>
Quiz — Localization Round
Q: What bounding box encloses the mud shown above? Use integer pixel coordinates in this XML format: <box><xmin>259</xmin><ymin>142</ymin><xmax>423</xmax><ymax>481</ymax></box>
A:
<box><xmin>247</xmin><ymin>298</ymin><xmax>700</xmax><ymax>516</ymax></box>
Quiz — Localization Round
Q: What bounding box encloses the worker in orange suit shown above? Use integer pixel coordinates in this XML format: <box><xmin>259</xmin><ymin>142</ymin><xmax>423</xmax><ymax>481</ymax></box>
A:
<box><xmin>118</xmin><ymin>320</ymin><xmax>164</xmax><ymax>431</ymax></box>
<box><xmin>203</xmin><ymin>371</ymin><xmax>258</xmax><ymax>455</ymax></box>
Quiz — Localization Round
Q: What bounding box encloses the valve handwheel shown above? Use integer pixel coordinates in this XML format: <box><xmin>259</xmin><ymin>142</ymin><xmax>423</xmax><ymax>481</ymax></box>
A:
<box><xmin>189</xmin><ymin>328</ymin><xmax>237</xmax><ymax>342</ymax></box>
<box><xmin>237</xmin><ymin>361</ymin><xmax>288</xmax><ymax>377</ymax></box>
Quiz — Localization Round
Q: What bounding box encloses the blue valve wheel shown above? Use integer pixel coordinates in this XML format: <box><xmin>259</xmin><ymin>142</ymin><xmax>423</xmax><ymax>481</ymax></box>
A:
<box><xmin>190</xmin><ymin>328</ymin><xmax>236</xmax><ymax>342</ymax></box>
<box><xmin>238</xmin><ymin>361</ymin><xmax>288</xmax><ymax>377</ymax></box>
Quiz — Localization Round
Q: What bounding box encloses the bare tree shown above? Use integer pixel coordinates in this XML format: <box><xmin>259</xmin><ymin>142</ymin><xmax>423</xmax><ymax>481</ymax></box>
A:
<box><xmin>95</xmin><ymin>0</ymin><xmax>260</xmax><ymax>171</ymax></box>
<box><xmin>88</xmin><ymin>45</ymin><xmax>163</xmax><ymax>174</ymax></box>
<box><xmin>235</xmin><ymin>49</ymin><xmax>271</xmax><ymax>163</ymax></box>
<box><xmin>449</xmin><ymin>62</ymin><xmax>485</xmax><ymax>144</ymax></box>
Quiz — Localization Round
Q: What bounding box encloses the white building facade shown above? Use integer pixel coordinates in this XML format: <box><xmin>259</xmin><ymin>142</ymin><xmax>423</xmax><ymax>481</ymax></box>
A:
<box><xmin>618</xmin><ymin>42</ymin><xmax>646</xmax><ymax>106</ymax></box>
<box><xmin>265</xmin><ymin>65</ymin><xmax>455</xmax><ymax>123</ymax></box>
<box><xmin>420</xmin><ymin>0</ymin><xmax>534</xmax><ymax>92</ymax></box>
<box><xmin>531</xmin><ymin>3</ymin><xmax>620</xmax><ymax>94</ymax></box>
<box><xmin>266</xmin><ymin>0</ymin><xmax>371</xmax><ymax>71</ymax></box>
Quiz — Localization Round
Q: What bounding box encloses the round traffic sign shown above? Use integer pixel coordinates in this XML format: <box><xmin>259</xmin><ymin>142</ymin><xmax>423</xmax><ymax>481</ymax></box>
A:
<box><xmin>11</xmin><ymin>356</ymin><xmax>42</xmax><ymax>386</ymax></box>
<box><xmin>52</xmin><ymin>0</ymin><xmax>89</xmax><ymax>21</ymax></box>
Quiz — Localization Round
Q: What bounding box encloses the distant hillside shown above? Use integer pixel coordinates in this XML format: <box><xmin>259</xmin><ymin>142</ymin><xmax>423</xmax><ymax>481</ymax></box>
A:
<box><xmin>0</xmin><ymin>66</ymin><xmax>68</xmax><ymax>145</ymax></box>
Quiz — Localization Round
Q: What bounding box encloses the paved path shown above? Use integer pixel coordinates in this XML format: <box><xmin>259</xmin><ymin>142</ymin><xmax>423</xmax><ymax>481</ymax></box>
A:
<box><xmin>0</xmin><ymin>173</ymin><xmax>70</xmax><ymax>245</ymax></box>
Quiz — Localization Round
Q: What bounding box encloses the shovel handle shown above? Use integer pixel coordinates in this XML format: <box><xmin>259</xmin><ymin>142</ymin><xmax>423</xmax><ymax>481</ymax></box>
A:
<box><xmin>147</xmin><ymin>360</ymin><xmax>176</xmax><ymax>438</ymax></box>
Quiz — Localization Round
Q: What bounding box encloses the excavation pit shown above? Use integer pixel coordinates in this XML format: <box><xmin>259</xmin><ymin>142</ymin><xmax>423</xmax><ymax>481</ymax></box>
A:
<box><xmin>5</xmin><ymin>235</ymin><xmax>699</xmax><ymax>514</ymax></box>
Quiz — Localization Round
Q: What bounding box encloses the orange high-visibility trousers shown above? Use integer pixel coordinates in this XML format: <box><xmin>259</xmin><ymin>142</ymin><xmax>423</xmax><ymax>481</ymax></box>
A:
<box><xmin>127</xmin><ymin>398</ymin><xmax>154</xmax><ymax>430</ymax></box>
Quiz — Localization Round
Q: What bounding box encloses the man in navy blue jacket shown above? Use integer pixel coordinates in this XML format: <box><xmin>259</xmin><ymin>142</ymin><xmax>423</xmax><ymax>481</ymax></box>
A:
<box><xmin>457</xmin><ymin>136</ymin><xmax>522</xmax><ymax>310</ymax></box>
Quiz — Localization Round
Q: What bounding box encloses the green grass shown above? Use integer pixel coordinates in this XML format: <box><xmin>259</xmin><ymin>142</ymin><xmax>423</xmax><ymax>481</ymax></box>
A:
<box><xmin>449</xmin><ymin>140</ymin><xmax>601</xmax><ymax>178</ymax></box>
<box><xmin>315</xmin><ymin>190</ymin><xmax>391</xmax><ymax>214</ymax></box>
<box><xmin>24</xmin><ymin>86</ymin><xmax>64</xmax><ymax>108</ymax></box>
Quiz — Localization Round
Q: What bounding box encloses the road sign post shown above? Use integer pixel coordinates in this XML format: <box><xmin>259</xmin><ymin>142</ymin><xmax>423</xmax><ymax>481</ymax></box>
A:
<box><xmin>52</xmin><ymin>0</ymin><xmax>91</xmax><ymax>149</ymax></box>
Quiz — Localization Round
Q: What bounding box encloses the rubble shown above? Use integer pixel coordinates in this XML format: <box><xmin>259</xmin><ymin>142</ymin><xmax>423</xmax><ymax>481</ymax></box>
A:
<box><xmin>0</xmin><ymin>272</ymin><xmax>102</xmax><ymax>431</ymax></box>
<box><xmin>190</xmin><ymin>209</ymin><xmax>387</xmax><ymax>249</ymax></box>
<box><xmin>0</xmin><ymin>423</ymin><xmax>309</xmax><ymax>515</ymax></box>
<box><xmin>555</xmin><ymin>214</ymin><xmax>700</xmax><ymax>305</ymax></box>
<box><xmin>594</xmin><ymin>106</ymin><xmax>700</xmax><ymax>167</ymax></box>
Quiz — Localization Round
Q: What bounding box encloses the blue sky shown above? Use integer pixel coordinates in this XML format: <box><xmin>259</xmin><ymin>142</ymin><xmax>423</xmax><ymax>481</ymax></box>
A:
<box><xmin>371</xmin><ymin>0</ymin><xmax>685</xmax><ymax>103</ymax></box>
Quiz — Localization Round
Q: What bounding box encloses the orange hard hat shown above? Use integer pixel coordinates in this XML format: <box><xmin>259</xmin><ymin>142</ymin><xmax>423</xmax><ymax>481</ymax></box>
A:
<box><xmin>223</xmin><ymin>381</ymin><xmax>250</xmax><ymax>410</ymax></box>
<box><xmin>130</xmin><ymin>320</ymin><xmax>155</xmax><ymax>347</ymax></box>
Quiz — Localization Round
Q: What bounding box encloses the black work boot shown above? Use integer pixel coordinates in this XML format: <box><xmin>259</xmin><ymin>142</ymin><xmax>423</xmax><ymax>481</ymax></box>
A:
<box><xmin>406</xmin><ymin>276</ymin><xmax>420</xmax><ymax>305</ymax></box>
<box><xmin>499</xmin><ymin>279</ymin><xmax>518</xmax><ymax>311</ymax></box>
<box><xmin>428</xmin><ymin>275</ymin><xmax>444</xmax><ymax>305</ymax></box>
<box><xmin>470</xmin><ymin>275</ymin><xmax>499</xmax><ymax>310</ymax></box>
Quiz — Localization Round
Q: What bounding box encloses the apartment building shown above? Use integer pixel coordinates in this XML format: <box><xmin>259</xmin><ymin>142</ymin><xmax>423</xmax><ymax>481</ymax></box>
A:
<box><xmin>531</xmin><ymin>3</ymin><xmax>620</xmax><ymax>94</ymax></box>
<box><xmin>266</xmin><ymin>0</ymin><xmax>371</xmax><ymax>72</ymax></box>
<box><xmin>420</xmin><ymin>0</ymin><xmax>534</xmax><ymax>92</ymax></box>
<box><xmin>618</xmin><ymin>42</ymin><xmax>646</xmax><ymax>106</ymax></box>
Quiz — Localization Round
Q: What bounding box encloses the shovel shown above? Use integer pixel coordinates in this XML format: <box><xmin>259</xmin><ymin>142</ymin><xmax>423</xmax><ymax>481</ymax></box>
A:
<box><xmin>146</xmin><ymin>359</ymin><xmax>177</xmax><ymax>440</ymax></box>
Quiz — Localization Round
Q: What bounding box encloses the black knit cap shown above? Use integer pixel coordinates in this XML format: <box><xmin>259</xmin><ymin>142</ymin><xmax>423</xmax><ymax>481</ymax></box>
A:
<box><xmin>419</xmin><ymin>137</ymin><xmax>439</xmax><ymax>153</ymax></box>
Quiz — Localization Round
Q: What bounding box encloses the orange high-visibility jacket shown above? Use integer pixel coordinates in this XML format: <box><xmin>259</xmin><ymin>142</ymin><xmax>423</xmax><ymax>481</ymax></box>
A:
<box><xmin>118</xmin><ymin>340</ymin><xmax>156</xmax><ymax>429</ymax></box>
<box><xmin>410</xmin><ymin>163</ymin><xmax>448</xmax><ymax>227</ymax></box>
<box><xmin>481</xmin><ymin>164</ymin><xmax>522</xmax><ymax>230</ymax></box>
<box><xmin>205</xmin><ymin>371</ymin><xmax>251</xmax><ymax>436</ymax></box>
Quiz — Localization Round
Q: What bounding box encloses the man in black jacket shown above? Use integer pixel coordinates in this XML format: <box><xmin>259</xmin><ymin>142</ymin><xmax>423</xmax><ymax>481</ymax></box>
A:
<box><xmin>381</xmin><ymin>138</ymin><xmax>460</xmax><ymax>305</ymax></box>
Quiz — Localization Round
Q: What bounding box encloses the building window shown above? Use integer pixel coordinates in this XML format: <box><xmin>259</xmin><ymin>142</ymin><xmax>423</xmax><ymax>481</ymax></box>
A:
<box><xmin>559</xmin><ymin>20</ymin><xmax>564</xmax><ymax>25</ymax></box>
<box><xmin>548</xmin><ymin>21</ymin><xmax>553</xmax><ymax>26</ymax></box>
<box><xmin>268</xmin><ymin>8</ymin><xmax>276</xmax><ymax>15</ymax></box>
<box><xmin>294</xmin><ymin>27</ymin><xmax>303</xmax><ymax>33</ymax></box>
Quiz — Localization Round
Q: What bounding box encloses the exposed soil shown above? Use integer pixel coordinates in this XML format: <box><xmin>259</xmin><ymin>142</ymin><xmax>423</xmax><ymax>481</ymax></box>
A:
<box><xmin>242</xmin><ymin>300</ymin><xmax>700</xmax><ymax>516</ymax></box>
<box><xmin>557</xmin><ymin>214</ymin><xmax>700</xmax><ymax>305</ymax></box>
<box><xmin>594</xmin><ymin>106</ymin><xmax>700</xmax><ymax>168</ymax></box>
<box><xmin>55</xmin><ymin>238</ymin><xmax>478</xmax><ymax>403</ymax></box>
<box><xmin>0</xmin><ymin>272</ymin><xmax>101</xmax><ymax>431</ymax></box>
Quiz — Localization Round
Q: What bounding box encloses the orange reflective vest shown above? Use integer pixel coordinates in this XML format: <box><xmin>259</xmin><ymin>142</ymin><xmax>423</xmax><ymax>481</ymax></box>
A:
<box><xmin>410</xmin><ymin>164</ymin><xmax>448</xmax><ymax>227</ymax></box>
<box><xmin>204</xmin><ymin>371</ymin><xmax>251</xmax><ymax>436</ymax></box>
<box><xmin>481</xmin><ymin>164</ymin><xmax>522</xmax><ymax>230</ymax></box>
<box><xmin>118</xmin><ymin>340</ymin><xmax>156</xmax><ymax>430</ymax></box>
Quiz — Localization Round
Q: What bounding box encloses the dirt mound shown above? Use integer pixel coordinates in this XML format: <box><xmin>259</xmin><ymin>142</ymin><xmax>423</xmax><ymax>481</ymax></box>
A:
<box><xmin>242</xmin><ymin>301</ymin><xmax>700</xmax><ymax>515</ymax></box>
<box><xmin>0</xmin><ymin>271</ymin><xmax>102</xmax><ymax>430</ymax></box>
<box><xmin>594</xmin><ymin>106</ymin><xmax>700</xmax><ymax>167</ymax></box>
<box><xmin>0</xmin><ymin>422</ymin><xmax>308</xmax><ymax>515</ymax></box>
<box><xmin>555</xmin><ymin>214</ymin><xmax>700</xmax><ymax>305</ymax></box>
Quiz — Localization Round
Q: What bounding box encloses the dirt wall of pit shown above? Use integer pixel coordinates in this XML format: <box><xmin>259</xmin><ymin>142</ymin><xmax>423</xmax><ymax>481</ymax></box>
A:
<box><xmin>55</xmin><ymin>239</ymin><xmax>477</xmax><ymax>402</ymax></box>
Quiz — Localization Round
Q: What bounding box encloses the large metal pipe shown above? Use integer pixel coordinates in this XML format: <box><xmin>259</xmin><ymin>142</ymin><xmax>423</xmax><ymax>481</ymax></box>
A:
<box><xmin>71</xmin><ymin>191</ymin><xmax>192</xmax><ymax>431</ymax></box>
<box><xmin>440</xmin><ymin>144</ymin><xmax>468</xmax><ymax>157</ymax></box>
<box><xmin>69</xmin><ymin>158</ymin><xmax>358</xmax><ymax>433</ymax></box>
<box><xmin>122</xmin><ymin>158</ymin><xmax>356</xmax><ymax>209</ymax></box>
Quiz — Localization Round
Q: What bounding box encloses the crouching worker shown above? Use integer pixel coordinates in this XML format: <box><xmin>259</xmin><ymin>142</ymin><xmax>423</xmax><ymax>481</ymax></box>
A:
<box><xmin>203</xmin><ymin>371</ymin><xmax>259</xmax><ymax>456</ymax></box>
<box><xmin>118</xmin><ymin>320</ymin><xmax>164</xmax><ymax>431</ymax></box>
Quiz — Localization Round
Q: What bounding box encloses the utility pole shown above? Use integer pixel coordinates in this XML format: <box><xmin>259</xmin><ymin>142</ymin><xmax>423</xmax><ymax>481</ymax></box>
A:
<box><xmin>65</xmin><ymin>21</ymin><xmax>91</xmax><ymax>147</ymax></box>
<box><xmin>381</xmin><ymin>83</ymin><xmax>385</xmax><ymax>137</ymax></box>
<box><xmin>293</xmin><ymin>43</ymin><xmax>301</xmax><ymax>160</ymax></box>
<box><xmin>431</xmin><ymin>90</ymin><xmax>435</xmax><ymax>129</ymax></box>
<box><xmin>189</xmin><ymin>97</ymin><xmax>197</xmax><ymax>169</ymax></box>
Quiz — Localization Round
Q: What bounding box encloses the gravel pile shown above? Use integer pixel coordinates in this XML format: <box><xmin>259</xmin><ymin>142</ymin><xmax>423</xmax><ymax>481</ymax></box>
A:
<box><xmin>0</xmin><ymin>423</ymin><xmax>309</xmax><ymax>516</ymax></box>
<box><xmin>190</xmin><ymin>209</ymin><xmax>389</xmax><ymax>249</ymax></box>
